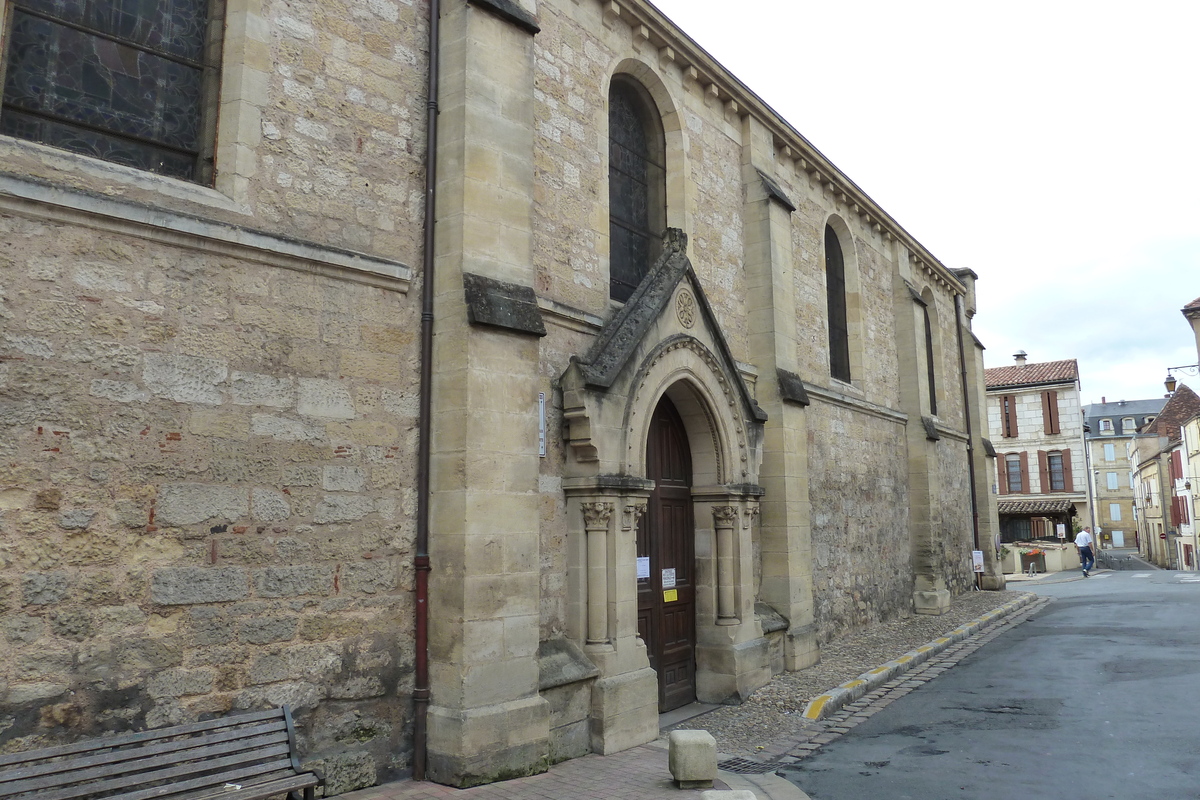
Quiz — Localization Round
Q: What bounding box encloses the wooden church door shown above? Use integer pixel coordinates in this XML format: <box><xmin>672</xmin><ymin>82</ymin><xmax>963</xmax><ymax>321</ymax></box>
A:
<box><xmin>637</xmin><ymin>397</ymin><xmax>696</xmax><ymax>712</ymax></box>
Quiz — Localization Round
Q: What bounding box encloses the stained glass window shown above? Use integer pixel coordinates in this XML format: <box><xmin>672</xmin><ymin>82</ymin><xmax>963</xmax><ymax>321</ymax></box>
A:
<box><xmin>1</xmin><ymin>0</ymin><xmax>222</xmax><ymax>182</ymax></box>
<box><xmin>608</xmin><ymin>78</ymin><xmax>665</xmax><ymax>302</ymax></box>
<box><xmin>825</xmin><ymin>226</ymin><xmax>851</xmax><ymax>383</ymax></box>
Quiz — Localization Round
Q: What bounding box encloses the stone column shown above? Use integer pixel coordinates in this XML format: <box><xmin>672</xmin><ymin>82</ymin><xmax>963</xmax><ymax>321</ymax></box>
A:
<box><xmin>582</xmin><ymin>502</ymin><xmax>614</xmax><ymax>643</ymax></box>
<box><xmin>563</xmin><ymin>478</ymin><xmax>657</xmax><ymax>755</ymax></box>
<box><xmin>712</xmin><ymin>505</ymin><xmax>739</xmax><ymax>624</ymax></box>
<box><xmin>426</xmin><ymin>0</ymin><xmax>549</xmax><ymax>787</ymax></box>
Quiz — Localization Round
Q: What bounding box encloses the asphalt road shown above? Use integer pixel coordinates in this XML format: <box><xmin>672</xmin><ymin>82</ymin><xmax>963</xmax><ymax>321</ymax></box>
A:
<box><xmin>780</xmin><ymin>570</ymin><xmax>1200</xmax><ymax>800</ymax></box>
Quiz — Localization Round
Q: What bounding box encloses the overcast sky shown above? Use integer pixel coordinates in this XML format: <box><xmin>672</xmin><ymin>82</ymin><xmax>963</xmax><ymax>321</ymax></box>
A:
<box><xmin>650</xmin><ymin>0</ymin><xmax>1200</xmax><ymax>405</ymax></box>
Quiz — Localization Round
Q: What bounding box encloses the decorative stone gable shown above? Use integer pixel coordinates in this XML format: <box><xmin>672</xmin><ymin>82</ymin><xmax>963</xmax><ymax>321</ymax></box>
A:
<box><xmin>561</xmin><ymin>228</ymin><xmax>766</xmax><ymax>478</ymax></box>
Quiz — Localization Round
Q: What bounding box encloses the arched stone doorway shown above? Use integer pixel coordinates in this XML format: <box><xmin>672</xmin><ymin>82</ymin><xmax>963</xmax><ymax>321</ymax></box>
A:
<box><xmin>639</xmin><ymin>395</ymin><xmax>696</xmax><ymax>711</ymax></box>
<box><xmin>558</xmin><ymin>230</ymin><xmax>771</xmax><ymax>753</ymax></box>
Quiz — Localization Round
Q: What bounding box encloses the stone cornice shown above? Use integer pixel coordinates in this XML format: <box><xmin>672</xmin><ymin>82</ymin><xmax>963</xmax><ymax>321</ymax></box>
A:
<box><xmin>601</xmin><ymin>0</ymin><xmax>966</xmax><ymax>294</ymax></box>
<box><xmin>0</xmin><ymin>173</ymin><xmax>412</xmax><ymax>292</ymax></box>
<box><xmin>802</xmin><ymin>381</ymin><xmax>908</xmax><ymax>426</ymax></box>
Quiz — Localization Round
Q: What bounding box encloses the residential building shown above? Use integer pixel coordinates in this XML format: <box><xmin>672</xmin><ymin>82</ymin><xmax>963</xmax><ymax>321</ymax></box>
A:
<box><xmin>0</xmin><ymin>0</ymin><xmax>1001</xmax><ymax>790</ymax></box>
<box><xmin>1082</xmin><ymin>397</ymin><xmax>1166</xmax><ymax>549</ymax></box>
<box><xmin>985</xmin><ymin>353</ymin><xmax>1088</xmax><ymax>544</ymax></box>
<box><xmin>1129</xmin><ymin>385</ymin><xmax>1200</xmax><ymax>568</ymax></box>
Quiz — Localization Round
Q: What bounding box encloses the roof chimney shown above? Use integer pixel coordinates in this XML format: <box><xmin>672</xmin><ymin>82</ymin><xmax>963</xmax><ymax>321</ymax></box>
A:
<box><xmin>1014</xmin><ymin>350</ymin><xmax>1027</xmax><ymax>366</ymax></box>
<box><xmin>1102</xmin><ymin>396</ymin><xmax>1106</xmax><ymax>404</ymax></box>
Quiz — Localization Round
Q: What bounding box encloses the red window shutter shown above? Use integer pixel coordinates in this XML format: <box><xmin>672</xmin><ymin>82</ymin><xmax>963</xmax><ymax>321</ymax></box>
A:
<box><xmin>1061</xmin><ymin>448</ymin><xmax>1073</xmax><ymax>492</ymax></box>
<box><xmin>1171</xmin><ymin>497</ymin><xmax>1181</xmax><ymax>527</ymax></box>
<box><xmin>1184</xmin><ymin>496</ymin><xmax>1192</xmax><ymax>525</ymax></box>
<box><xmin>1041</xmin><ymin>391</ymin><xmax>1060</xmax><ymax>435</ymax></box>
<box><xmin>998</xmin><ymin>456</ymin><xmax>1009</xmax><ymax>494</ymax></box>
<box><xmin>1037</xmin><ymin>450</ymin><xmax>1049</xmax><ymax>494</ymax></box>
<box><xmin>1000</xmin><ymin>395</ymin><xmax>1013</xmax><ymax>437</ymax></box>
<box><xmin>1019</xmin><ymin>452</ymin><xmax>1030</xmax><ymax>495</ymax></box>
<box><xmin>1171</xmin><ymin>451</ymin><xmax>1183</xmax><ymax>481</ymax></box>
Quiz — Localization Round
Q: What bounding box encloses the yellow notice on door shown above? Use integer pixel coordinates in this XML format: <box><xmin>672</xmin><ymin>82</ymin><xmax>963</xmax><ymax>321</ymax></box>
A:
<box><xmin>663</xmin><ymin>589</ymin><xmax>678</xmax><ymax>603</ymax></box>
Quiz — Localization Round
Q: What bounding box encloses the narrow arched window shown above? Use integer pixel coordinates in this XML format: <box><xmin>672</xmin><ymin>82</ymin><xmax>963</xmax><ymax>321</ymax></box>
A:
<box><xmin>825</xmin><ymin>225</ymin><xmax>851</xmax><ymax>382</ymax></box>
<box><xmin>923</xmin><ymin>303</ymin><xmax>937</xmax><ymax>415</ymax></box>
<box><xmin>609</xmin><ymin>78</ymin><xmax>666</xmax><ymax>302</ymax></box>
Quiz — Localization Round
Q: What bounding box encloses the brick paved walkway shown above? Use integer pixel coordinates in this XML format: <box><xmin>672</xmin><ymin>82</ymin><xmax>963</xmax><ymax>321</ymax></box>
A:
<box><xmin>341</xmin><ymin>744</ymin><xmax>736</xmax><ymax>800</ymax></box>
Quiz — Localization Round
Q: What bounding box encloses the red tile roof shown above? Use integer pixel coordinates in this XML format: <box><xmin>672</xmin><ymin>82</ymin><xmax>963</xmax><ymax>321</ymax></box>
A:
<box><xmin>997</xmin><ymin>499</ymin><xmax>1075</xmax><ymax>515</ymax></box>
<box><xmin>985</xmin><ymin>359</ymin><xmax>1079</xmax><ymax>390</ymax></box>
<box><xmin>1144</xmin><ymin>384</ymin><xmax>1200</xmax><ymax>442</ymax></box>
<box><xmin>1183</xmin><ymin>296</ymin><xmax>1200</xmax><ymax>314</ymax></box>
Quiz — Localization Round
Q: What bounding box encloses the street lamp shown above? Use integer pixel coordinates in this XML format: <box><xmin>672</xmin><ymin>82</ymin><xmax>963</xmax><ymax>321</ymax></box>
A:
<box><xmin>1164</xmin><ymin>364</ymin><xmax>1200</xmax><ymax>394</ymax></box>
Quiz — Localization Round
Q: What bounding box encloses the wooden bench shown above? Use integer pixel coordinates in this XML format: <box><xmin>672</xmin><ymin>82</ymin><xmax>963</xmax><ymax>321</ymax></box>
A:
<box><xmin>0</xmin><ymin>706</ymin><xmax>323</xmax><ymax>800</ymax></box>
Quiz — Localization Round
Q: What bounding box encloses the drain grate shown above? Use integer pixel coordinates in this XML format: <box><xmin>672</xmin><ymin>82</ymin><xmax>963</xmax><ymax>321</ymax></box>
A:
<box><xmin>717</xmin><ymin>756</ymin><xmax>779</xmax><ymax>774</ymax></box>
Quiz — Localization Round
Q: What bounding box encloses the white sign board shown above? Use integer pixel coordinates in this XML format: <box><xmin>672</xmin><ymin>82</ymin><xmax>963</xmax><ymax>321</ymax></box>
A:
<box><xmin>1056</xmin><ymin>524</ymin><xmax>1067</xmax><ymax>538</ymax></box>
<box><xmin>636</xmin><ymin>557</ymin><xmax>650</xmax><ymax>580</ymax></box>
<box><xmin>661</xmin><ymin>568</ymin><xmax>676</xmax><ymax>589</ymax></box>
<box><xmin>972</xmin><ymin>550</ymin><xmax>985</xmax><ymax>573</ymax></box>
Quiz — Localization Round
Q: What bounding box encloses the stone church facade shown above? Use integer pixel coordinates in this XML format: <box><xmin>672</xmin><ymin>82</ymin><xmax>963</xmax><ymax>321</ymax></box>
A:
<box><xmin>0</xmin><ymin>0</ymin><xmax>1001</xmax><ymax>791</ymax></box>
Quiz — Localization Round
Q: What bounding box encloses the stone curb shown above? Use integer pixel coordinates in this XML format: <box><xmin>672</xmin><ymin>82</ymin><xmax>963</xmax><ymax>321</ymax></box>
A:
<box><xmin>801</xmin><ymin>591</ymin><xmax>1038</xmax><ymax>721</ymax></box>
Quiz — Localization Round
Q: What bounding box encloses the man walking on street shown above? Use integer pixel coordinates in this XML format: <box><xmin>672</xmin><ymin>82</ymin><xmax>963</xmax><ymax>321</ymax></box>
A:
<box><xmin>1076</xmin><ymin>526</ymin><xmax>1095</xmax><ymax>577</ymax></box>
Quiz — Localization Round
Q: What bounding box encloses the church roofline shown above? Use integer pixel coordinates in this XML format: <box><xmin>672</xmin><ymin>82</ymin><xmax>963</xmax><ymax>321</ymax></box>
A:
<box><xmin>609</xmin><ymin>0</ymin><xmax>967</xmax><ymax>295</ymax></box>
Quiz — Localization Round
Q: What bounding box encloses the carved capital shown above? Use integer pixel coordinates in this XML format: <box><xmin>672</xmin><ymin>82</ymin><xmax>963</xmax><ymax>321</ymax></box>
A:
<box><xmin>581</xmin><ymin>502</ymin><xmax>614</xmax><ymax>530</ymax></box>
<box><xmin>623</xmin><ymin>502</ymin><xmax>648</xmax><ymax>531</ymax></box>
<box><xmin>743</xmin><ymin>504</ymin><xmax>761</xmax><ymax>529</ymax></box>
<box><xmin>712</xmin><ymin>505</ymin><xmax>739</xmax><ymax>527</ymax></box>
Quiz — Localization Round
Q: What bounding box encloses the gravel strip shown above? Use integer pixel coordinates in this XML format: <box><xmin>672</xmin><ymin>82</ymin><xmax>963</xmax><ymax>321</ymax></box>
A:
<box><xmin>664</xmin><ymin>589</ymin><xmax>1034</xmax><ymax>759</ymax></box>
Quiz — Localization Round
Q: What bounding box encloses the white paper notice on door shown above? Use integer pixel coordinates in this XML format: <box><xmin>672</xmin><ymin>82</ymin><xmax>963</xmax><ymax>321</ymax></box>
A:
<box><xmin>636</xmin><ymin>557</ymin><xmax>650</xmax><ymax>580</ymax></box>
<box><xmin>661</xmin><ymin>568</ymin><xmax>676</xmax><ymax>588</ymax></box>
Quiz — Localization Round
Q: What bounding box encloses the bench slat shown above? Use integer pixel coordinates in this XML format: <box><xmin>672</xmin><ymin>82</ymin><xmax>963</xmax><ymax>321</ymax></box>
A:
<box><xmin>112</xmin><ymin>770</ymin><xmax>318</xmax><ymax>800</ymax></box>
<box><xmin>0</xmin><ymin>723</ymin><xmax>288</xmax><ymax>786</ymax></box>
<box><xmin>107</xmin><ymin>765</ymin><xmax>305</xmax><ymax>800</ymax></box>
<box><xmin>15</xmin><ymin>746</ymin><xmax>293</xmax><ymax>800</ymax></box>
<box><xmin>0</xmin><ymin>710</ymin><xmax>283</xmax><ymax>769</ymax></box>
<box><xmin>3</xmin><ymin>730</ymin><xmax>290</xmax><ymax>794</ymax></box>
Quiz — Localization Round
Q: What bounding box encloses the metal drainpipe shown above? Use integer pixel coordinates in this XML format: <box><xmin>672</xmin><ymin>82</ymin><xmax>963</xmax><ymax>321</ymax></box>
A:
<box><xmin>413</xmin><ymin>0</ymin><xmax>440</xmax><ymax>781</ymax></box>
<box><xmin>955</xmin><ymin>294</ymin><xmax>982</xmax><ymax>587</ymax></box>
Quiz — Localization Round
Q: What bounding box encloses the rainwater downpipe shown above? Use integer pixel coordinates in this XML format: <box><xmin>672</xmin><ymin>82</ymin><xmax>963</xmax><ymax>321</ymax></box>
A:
<box><xmin>955</xmin><ymin>294</ymin><xmax>982</xmax><ymax>587</ymax></box>
<box><xmin>413</xmin><ymin>0</ymin><xmax>440</xmax><ymax>781</ymax></box>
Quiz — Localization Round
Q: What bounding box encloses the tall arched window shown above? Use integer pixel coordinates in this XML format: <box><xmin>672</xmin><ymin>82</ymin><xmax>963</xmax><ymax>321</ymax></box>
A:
<box><xmin>922</xmin><ymin>293</ymin><xmax>938</xmax><ymax>416</ymax></box>
<box><xmin>825</xmin><ymin>225</ymin><xmax>851</xmax><ymax>382</ymax></box>
<box><xmin>609</xmin><ymin>77</ymin><xmax>666</xmax><ymax>302</ymax></box>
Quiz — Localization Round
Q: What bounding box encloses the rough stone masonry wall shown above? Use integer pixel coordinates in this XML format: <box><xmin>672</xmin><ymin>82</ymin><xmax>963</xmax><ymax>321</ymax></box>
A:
<box><xmin>933</xmin><ymin>437</ymin><xmax>975</xmax><ymax>597</ymax></box>
<box><xmin>806</xmin><ymin>406</ymin><xmax>911</xmax><ymax>644</ymax></box>
<box><xmin>0</xmin><ymin>217</ymin><xmax>420</xmax><ymax>792</ymax></box>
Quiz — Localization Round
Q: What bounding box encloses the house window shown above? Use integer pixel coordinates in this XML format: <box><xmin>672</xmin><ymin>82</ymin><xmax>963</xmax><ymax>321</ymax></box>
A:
<box><xmin>1047</xmin><ymin>451</ymin><xmax>1065</xmax><ymax>491</ymax></box>
<box><xmin>1103</xmin><ymin>443</ymin><xmax>1115</xmax><ymax>461</ymax></box>
<box><xmin>1130</xmin><ymin>471</ymin><xmax>1136</xmax><ymax>490</ymax></box>
<box><xmin>1005</xmin><ymin>454</ymin><xmax>1023</xmax><ymax>493</ymax></box>
<box><xmin>1099</xmin><ymin>419</ymin><xmax>1113</xmax><ymax>433</ymax></box>
<box><xmin>1001</xmin><ymin>394</ymin><xmax>1018</xmax><ymax>437</ymax></box>
<box><xmin>1106</xmin><ymin>472</ymin><xmax>1119</xmax><ymax>490</ymax></box>
<box><xmin>1</xmin><ymin>0</ymin><xmax>224</xmax><ymax>182</ymax></box>
<box><xmin>1121</xmin><ymin>417</ymin><xmax>1135</xmax><ymax>433</ymax></box>
<box><xmin>608</xmin><ymin>77</ymin><xmax>666</xmax><ymax>302</ymax></box>
<box><xmin>1109</xmin><ymin>503</ymin><xmax>1122</xmax><ymax>522</ymax></box>
<box><xmin>825</xmin><ymin>225</ymin><xmax>851</xmax><ymax>383</ymax></box>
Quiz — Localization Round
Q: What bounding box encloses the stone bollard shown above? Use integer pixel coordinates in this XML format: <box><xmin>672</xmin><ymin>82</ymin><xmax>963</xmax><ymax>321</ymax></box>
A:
<box><xmin>668</xmin><ymin>729</ymin><xmax>717</xmax><ymax>789</ymax></box>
